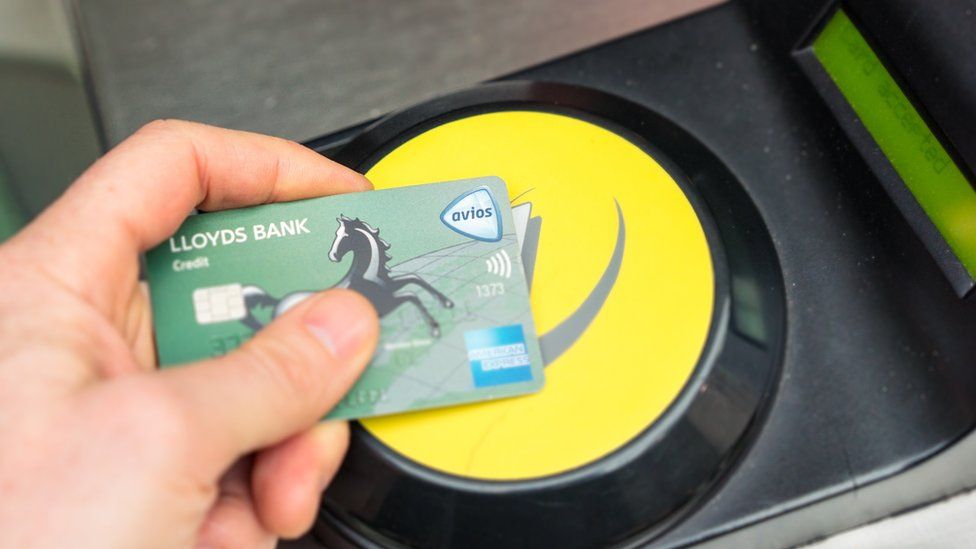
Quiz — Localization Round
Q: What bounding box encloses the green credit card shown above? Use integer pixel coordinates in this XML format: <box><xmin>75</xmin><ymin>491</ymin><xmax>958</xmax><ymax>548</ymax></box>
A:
<box><xmin>147</xmin><ymin>177</ymin><xmax>545</xmax><ymax>419</ymax></box>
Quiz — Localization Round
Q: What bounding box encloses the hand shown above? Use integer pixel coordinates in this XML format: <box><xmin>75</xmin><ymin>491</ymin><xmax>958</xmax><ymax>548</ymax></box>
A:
<box><xmin>0</xmin><ymin>121</ymin><xmax>380</xmax><ymax>548</ymax></box>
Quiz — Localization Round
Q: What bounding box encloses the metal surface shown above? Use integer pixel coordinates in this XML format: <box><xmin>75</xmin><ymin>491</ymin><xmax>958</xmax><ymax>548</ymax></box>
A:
<box><xmin>70</xmin><ymin>0</ymin><xmax>723</xmax><ymax>146</ymax></box>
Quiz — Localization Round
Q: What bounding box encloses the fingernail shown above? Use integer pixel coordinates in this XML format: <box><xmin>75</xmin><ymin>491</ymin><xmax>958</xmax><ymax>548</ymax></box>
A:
<box><xmin>303</xmin><ymin>290</ymin><xmax>376</xmax><ymax>361</ymax></box>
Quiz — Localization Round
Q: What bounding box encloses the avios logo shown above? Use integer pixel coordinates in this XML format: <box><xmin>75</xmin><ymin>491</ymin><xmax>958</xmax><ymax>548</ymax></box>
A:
<box><xmin>440</xmin><ymin>185</ymin><xmax>502</xmax><ymax>242</ymax></box>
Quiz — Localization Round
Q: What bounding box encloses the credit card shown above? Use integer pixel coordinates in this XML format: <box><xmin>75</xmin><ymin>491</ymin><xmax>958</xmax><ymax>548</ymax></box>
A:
<box><xmin>147</xmin><ymin>177</ymin><xmax>545</xmax><ymax>419</ymax></box>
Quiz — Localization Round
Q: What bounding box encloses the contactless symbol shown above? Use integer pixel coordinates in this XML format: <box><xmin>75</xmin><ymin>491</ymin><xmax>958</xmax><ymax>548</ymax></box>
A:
<box><xmin>441</xmin><ymin>186</ymin><xmax>502</xmax><ymax>242</ymax></box>
<box><xmin>359</xmin><ymin>110</ymin><xmax>715</xmax><ymax>481</ymax></box>
<box><xmin>465</xmin><ymin>325</ymin><xmax>534</xmax><ymax>387</ymax></box>
<box><xmin>485</xmin><ymin>249</ymin><xmax>513</xmax><ymax>278</ymax></box>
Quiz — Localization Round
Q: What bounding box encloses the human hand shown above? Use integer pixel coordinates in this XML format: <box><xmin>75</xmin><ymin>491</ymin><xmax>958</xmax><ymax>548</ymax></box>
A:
<box><xmin>0</xmin><ymin>121</ymin><xmax>380</xmax><ymax>548</ymax></box>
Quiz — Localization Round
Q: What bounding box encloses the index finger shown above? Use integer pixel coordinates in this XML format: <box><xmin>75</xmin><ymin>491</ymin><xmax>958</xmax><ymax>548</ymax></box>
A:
<box><xmin>10</xmin><ymin>120</ymin><xmax>370</xmax><ymax>313</ymax></box>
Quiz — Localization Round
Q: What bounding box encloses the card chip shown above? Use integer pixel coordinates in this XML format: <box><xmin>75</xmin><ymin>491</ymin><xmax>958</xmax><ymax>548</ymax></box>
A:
<box><xmin>192</xmin><ymin>284</ymin><xmax>246</xmax><ymax>325</ymax></box>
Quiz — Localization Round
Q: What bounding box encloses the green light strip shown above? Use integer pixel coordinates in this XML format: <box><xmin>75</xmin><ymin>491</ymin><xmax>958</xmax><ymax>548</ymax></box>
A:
<box><xmin>813</xmin><ymin>9</ymin><xmax>976</xmax><ymax>279</ymax></box>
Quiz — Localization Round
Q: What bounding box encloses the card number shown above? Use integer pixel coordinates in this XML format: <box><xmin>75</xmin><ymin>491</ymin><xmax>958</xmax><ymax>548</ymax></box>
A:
<box><xmin>475</xmin><ymin>282</ymin><xmax>505</xmax><ymax>298</ymax></box>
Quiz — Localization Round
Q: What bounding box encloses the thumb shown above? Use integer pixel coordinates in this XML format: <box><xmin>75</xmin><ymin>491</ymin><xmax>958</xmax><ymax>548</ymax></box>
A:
<box><xmin>158</xmin><ymin>289</ymin><xmax>378</xmax><ymax>472</ymax></box>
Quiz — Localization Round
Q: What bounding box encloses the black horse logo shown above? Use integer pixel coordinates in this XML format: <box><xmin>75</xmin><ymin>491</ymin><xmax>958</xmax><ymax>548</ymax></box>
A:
<box><xmin>240</xmin><ymin>215</ymin><xmax>454</xmax><ymax>336</ymax></box>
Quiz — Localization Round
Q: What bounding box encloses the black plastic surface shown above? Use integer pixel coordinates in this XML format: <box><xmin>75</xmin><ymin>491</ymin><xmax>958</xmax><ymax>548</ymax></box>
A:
<box><xmin>315</xmin><ymin>82</ymin><xmax>785</xmax><ymax>548</ymax></box>
<box><xmin>303</xmin><ymin>1</ymin><xmax>976</xmax><ymax>546</ymax></box>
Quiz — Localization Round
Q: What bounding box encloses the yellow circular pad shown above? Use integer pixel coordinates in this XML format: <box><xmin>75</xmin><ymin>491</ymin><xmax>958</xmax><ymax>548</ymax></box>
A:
<box><xmin>361</xmin><ymin>111</ymin><xmax>714</xmax><ymax>480</ymax></box>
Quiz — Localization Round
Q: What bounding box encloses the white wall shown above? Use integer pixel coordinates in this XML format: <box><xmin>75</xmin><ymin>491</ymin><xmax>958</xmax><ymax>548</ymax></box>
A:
<box><xmin>0</xmin><ymin>0</ymin><xmax>78</xmax><ymax>72</ymax></box>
